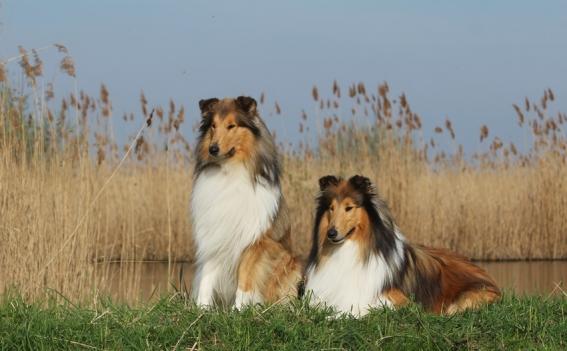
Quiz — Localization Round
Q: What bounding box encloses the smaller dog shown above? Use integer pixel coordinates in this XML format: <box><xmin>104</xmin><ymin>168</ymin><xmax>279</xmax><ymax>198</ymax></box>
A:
<box><xmin>304</xmin><ymin>175</ymin><xmax>500</xmax><ymax>316</ymax></box>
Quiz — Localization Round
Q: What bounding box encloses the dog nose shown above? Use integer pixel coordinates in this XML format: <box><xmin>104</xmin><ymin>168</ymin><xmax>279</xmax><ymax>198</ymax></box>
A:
<box><xmin>327</xmin><ymin>228</ymin><xmax>338</xmax><ymax>239</ymax></box>
<box><xmin>209</xmin><ymin>144</ymin><xmax>219</xmax><ymax>156</ymax></box>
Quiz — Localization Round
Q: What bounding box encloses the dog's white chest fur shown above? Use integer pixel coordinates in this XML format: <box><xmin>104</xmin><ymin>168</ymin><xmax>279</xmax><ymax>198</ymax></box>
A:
<box><xmin>305</xmin><ymin>241</ymin><xmax>393</xmax><ymax>316</ymax></box>
<box><xmin>191</xmin><ymin>162</ymin><xmax>280</xmax><ymax>304</ymax></box>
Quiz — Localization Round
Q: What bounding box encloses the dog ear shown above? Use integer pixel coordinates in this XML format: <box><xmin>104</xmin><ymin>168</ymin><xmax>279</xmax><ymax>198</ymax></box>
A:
<box><xmin>235</xmin><ymin>96</ymin><xmax>257</xmax><ymax>114</ymax></box>
<box><xmin>348</xmin><ymin>175</ymin><xmax>373</xmax><ymax>195</ymax></box>
<box><xmin>319</xmin><ymin>175</ymin><xmax>339</xmax><ymax>191</ymax></box>
<box><xmin>198</xmin><ymin>98</ymin><xmax>219</xmax><ymax>115</ymax></box>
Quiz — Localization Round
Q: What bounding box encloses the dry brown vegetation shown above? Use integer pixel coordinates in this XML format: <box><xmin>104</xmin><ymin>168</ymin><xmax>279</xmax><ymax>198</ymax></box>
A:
<box><xmin>1</xmin><ymin>46</ymin><xmax>566</xmax><ymax>302</ymax></box>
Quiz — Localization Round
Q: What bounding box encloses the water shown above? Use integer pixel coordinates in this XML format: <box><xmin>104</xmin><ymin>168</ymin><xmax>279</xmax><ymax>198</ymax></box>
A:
<box><xmin>476</xmin><ymin>261</ymin><xmax>566</xmax><ymax>295</ymax></box>
<box><xmin>98</xmin><ymin>261</ymin><xmax>566</xmax><ymax>302</ymax></box>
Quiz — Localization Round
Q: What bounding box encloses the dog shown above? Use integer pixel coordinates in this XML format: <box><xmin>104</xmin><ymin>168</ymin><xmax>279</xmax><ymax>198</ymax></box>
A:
<box><xmin>191</xmin><ymin>96</ymin><xmax>302</xmax><ymax>308</ymax></box>
<box><xmin>303</xmin><ymin>175</ymin><xmax>500</xmax><ymax>316</ymax></box>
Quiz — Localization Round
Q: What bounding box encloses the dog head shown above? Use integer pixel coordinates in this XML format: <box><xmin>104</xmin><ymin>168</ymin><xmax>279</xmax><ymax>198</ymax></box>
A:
<box><xmin>197</xmin><ymin>96</ymin><xmax>260</xmax><ymax>164</ymax></box>
<box><xmin>316</xmin><ymin>175</ymin><xmax>375</xmax><ymax>245</ymax></box>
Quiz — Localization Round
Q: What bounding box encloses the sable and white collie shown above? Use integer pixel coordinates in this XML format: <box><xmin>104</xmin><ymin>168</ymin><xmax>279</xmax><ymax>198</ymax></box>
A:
<box><xmin>191</xmin><ymin>96</ymin><xmax>302</xmax><ymax>308</ymax></box>
<box><xmin>303</xmin><ymin>175</ymin><xmax>500</xmax><ymax>316</ymax></box>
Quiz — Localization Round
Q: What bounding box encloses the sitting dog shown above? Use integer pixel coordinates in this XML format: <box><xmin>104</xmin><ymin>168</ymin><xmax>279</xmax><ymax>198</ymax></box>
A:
<box><xmin>191</xmin><ymin>96</ymin><xmax>302</xmax><ymax>308</ymax></box>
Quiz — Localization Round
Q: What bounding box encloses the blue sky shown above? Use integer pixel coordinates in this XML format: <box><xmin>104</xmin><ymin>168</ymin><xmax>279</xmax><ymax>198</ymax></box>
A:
<box><xmin>1</xmin><ymin>0</ymin><xmax>566</xmax><ymax>150</ymax></box>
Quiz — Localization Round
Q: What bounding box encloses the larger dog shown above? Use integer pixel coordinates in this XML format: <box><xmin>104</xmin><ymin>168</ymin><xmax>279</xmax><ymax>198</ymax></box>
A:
<box><xmin>191</xmin><ymin>96</ymin><xmax>302</xmax><ymax>308</ymax></box>
<box><xmin>304</xmin><ymin>175</ymin><xmax>500</xmax><ymax>316</ymax></box>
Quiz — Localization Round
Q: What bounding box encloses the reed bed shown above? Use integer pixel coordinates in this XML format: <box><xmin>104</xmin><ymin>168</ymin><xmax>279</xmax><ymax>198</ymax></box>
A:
<box><xmin>1</xmin><ymin>46</ymin><xmax>566</xmax><ymax>302</ymax></box>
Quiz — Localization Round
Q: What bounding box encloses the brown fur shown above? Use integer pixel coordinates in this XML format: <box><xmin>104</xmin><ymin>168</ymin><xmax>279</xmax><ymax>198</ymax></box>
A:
<box><xmin>236</xmin><ymin>202</ymin><xmax>302</xmax><ymax>303</ymax></box>
<box><xmin>237</xmin><ymin>231</ymin><xmax>303</xmax><ymax>303</ymax></box>
<box><xmin>383</xmin><ymin>288</ymin><xmax>410</xmax><ymax>307</ymax></box>
<box><xmin>404</xmin><ymin>246</ymin><xmax>500</xmax><ymax>314</ymax></box>
<box><xmin>397</xmin><ymin>246</ymin><xmax>501</xmax><ymax>314</ymax></box>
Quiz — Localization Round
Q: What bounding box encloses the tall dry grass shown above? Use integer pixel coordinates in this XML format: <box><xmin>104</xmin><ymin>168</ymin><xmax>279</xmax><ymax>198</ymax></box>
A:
<box><xmin>1</xmin><ymin>47</ymin><xmax>566</xmax><ymax>302</ymax></box>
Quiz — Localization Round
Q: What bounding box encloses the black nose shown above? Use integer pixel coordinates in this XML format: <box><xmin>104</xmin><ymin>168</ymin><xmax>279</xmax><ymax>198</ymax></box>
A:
<box><xmin>327</xmin><ymin>228</ymin><xmax>338</xmax><ymax>239</ymax></box>
<box><xmin>209</xmin><ymin>144</ymin><xmax>219</xmax><ymax>156</ymax></box>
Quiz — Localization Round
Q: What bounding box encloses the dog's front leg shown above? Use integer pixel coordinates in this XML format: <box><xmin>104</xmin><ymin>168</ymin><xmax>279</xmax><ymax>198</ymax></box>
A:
<box><xmin>193</xmin><ymin>260</ymin><xmax>221</xmax><ymax>307</ymax></box>
<box><xmin>234</xmin><ymin>288</ymin><xmax>262</xmax><ymax>310</ymax></box>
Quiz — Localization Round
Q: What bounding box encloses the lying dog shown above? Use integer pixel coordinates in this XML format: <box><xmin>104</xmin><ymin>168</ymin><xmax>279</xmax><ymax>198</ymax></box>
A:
<box><xmin>304</xmin><ymin>175</ymin><xmax>500</xmax><ymax>316</ymax></box>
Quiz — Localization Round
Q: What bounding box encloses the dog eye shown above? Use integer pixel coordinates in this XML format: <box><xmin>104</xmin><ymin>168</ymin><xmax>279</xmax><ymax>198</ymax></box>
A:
<box><xmin>329</xmin><ymin>206</ymin><xmax>334</xmax><ymax>212</ymax></box>
<box><xmin>345</xmin><ymin>206</ymin><xmax>353</xmax><ymax>212</ymax></box>
<box><xmin>227</xmin><ymin>124</ymin><xmax>236</xmax><ymax>130</ymax></box>
<box><xmin>211</xmin><ymin>123</ymin><xmax>216</xmax><ymax>129</ymax></box>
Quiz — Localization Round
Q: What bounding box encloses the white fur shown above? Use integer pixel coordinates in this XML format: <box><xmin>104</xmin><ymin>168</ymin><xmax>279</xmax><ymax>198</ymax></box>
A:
<box><xmin>191</xmin><ymin>162</ymin><xmax>280</xmax><ymax>306</ymax></box>
<box><xmin>234</xmin><ymin>288</ymin><xmax>263</xmax><ymax>310</ymax></box>
<box><xmin>305</xmin><ymin>238</ymin><xmax>405</xmax><ymax>316</ymax></box>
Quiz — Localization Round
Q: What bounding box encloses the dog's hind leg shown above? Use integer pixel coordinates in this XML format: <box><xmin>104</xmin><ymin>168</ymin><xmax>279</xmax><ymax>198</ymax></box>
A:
<box><xmin>235</xmin><ymin>242</ymin><xmax>266</xmax><ymax>309</ymax></box>
<box><xmin>444</xmin><ymin>289</ymin><xmax>500</xmax><ymax>315</ymax></box>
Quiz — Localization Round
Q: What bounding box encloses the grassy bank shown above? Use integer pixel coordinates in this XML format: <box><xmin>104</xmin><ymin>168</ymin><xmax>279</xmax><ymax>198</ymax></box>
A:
<box><xmin>0</xmin><ymin>293</ymin><xmax>565</xmax><ymax>350</ymax></box>
<box><xmin>2</xmin><ymin>46</ymin><xmax>567</xmax><ymax>302</ymax></box>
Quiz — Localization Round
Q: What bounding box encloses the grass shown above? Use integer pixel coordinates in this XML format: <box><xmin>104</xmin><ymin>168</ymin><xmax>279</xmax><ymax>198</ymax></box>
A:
<box><xmin>0</xmin><ymin>293</ymin><xmax>566</xmax><ymax>350</ymax></box>
<box><xmin>1</xmin><ymin>46</ymin><xmax>567</xmax><ymax>302</ymax></box>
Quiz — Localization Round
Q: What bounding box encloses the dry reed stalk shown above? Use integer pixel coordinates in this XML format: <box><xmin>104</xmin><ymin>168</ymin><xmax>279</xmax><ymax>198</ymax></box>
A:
<box><xmin>38</xmin><ymin>112</ymin><xmax>155</xmax><ymax>277</ymax></box>
<box><xmin>0</xmin><ymin>63</ymin><xmax>6</xmax><ymax>82</ymax></box>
